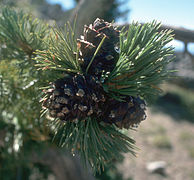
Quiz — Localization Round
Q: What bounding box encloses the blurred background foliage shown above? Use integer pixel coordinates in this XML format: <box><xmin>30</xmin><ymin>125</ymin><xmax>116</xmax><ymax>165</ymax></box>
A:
<box><xmin>0</xmin><ymin>0</ymin><xmax>129</xmax><ymax>34</ymax></box>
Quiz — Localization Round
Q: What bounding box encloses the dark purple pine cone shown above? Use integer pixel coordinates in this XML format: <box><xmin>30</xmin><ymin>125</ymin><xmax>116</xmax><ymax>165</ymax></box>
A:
<box><xmin>42</xmin><ymin>74</ymin><xmax>106</xmax><ymax>122</ymax></box>
<box><xmin>101</xmin><ymin>96</ymin><xmax>147</xmax><ymax>129</ymax></box>
<box><xmin>78</xmin><ymin>18</ymin><xmax>120</xmax><ymax>76</ymax></box>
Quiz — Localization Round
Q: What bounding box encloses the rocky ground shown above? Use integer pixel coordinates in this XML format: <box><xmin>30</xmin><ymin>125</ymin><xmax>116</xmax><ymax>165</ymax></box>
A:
<box><xmin>118</xmin><ymin>108</ymin><xmax>194</xmax><ymax>180</ymax></box>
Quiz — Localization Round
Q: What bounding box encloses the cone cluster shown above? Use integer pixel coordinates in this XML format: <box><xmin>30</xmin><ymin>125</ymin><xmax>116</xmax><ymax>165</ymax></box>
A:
<box><xmin>42</xmin><ymin>18</ymin><xmax>146</xmax><ymax>129</ymax></box>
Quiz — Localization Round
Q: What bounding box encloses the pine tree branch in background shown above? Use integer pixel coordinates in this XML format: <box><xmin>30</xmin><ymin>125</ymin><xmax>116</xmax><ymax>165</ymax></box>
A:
<box><xmin>0</xmin><ymin>0</ymin><xmax>129</xmax><ymax>37</ymax></box>
<box><xmin>0</xmin><ymin>8</ymin><xmax>54</xmax><ymax>179</ymax></box>
<box><xmin>0</xmin><ymin>7</ymin><xmax>48</xmax><ymax>60</ymax></box>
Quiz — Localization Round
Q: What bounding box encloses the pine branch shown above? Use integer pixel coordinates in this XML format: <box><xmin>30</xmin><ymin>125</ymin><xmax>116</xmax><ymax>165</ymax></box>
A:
<box><xmin>51</xmin><ymin>117</ymin><xmax>136</xmax><ymax>174</ymax></box>
<box><xmin>104</xmin><ymin>21</ymin><xmax>174</xmax><ymax>100</ymax></box>
<box><xmin>0</xmin><ymin>7</ymin><xmax>48</xmax><ymax>60</ymax></box>
<box><xmin>35</xmin><ymin>22</ymin><xmax>82</xmax><ymax>80</ymax></box>
<box><xmin>35</xmin><ymin>19</ymin><xmax>174</xmax><ymax>174</ymax></box>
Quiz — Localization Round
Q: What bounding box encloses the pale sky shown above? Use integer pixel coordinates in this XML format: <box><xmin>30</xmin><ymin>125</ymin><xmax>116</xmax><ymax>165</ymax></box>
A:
<box><xmin>47</xmin><ymin>0</ymin><xmax>194</xmax><ymax>52</ymax></box>
<box><xmin>47</xmin><ymin>0</ymin><xmax>194</xmax><ymax>29</ymax></box>
<box><xmin>129</xmin><ymin>0</ymin><xmax>194</xmax><ymax>30</ymax></box>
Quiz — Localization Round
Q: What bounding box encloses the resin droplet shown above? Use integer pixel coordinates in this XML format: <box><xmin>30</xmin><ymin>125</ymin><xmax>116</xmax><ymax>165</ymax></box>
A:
<box><xmin>114</xmin><ymin>46</ymin><xmax>120</xmax><ymax>53</ymax></box>
<box><xmin>78</xmin><ymin>105</ymin><xmax>87</xmax><ymax>111</ymax></box>
<box><xmin>74</xmin><ymin>104</ymin><xmax>78</xmax><ymax>109</ymax></box>
<box><xmin>109</xmin><ymin>111</ymin><xmax>115</xmax><ymax>118</ymax></box>
<box><xmin>76</xmin><ymin>89</ymin><xmax>85</xmax><ymax>97</ymax></box>
<box><xmin>92</xmin><ymin>93</ymin><xmax>98</xmax><ymax>101</ymax></box>
<box><xmin>64</xmin><ymin>88</ymin><xmax>71</xmax><ymax>96</ymax></box>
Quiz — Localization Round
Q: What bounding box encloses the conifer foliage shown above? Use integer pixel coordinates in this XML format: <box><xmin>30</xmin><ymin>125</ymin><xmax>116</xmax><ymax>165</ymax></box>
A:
<box><xmin>0</xmin><ymin>7</ymin><xmax>174</xmax><ymax>176</ymax></box>
<box><xmin>36</xmin><ymin>17</ymin><xmax>174</xmax><ymax>172</ymax></box>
